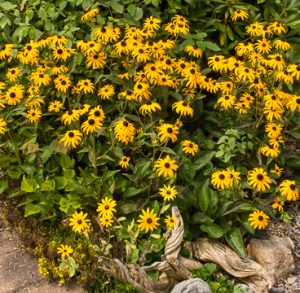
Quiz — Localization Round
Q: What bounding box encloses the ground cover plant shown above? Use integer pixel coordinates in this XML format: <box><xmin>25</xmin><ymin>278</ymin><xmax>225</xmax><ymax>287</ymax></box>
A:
<box><xmin>0</xmin><ymin>0</ymin><xmax>300</xmax><ymax>291</ymax></box>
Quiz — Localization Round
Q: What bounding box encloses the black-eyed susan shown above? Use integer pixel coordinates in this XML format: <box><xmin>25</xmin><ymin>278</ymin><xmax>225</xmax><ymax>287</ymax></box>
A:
<box><xmin>79</xmin><ymin>104</ymin><xmax>91</xmax><ymax>116</ymax></box>
<box><xmin>172</xmin><ymin>101</ymin><xmax>193</xmax><ymax>117</ymax></box>
<box><xmin>69</xmin><ymin>211</ymin><xmax>90</xmax><ymax>233</ymax></box>
<box><xmin>217</xmin><ymin>95</ymin><xmax>236</xmax><ymax>110</ymax></box>
<box><xmin>182</xmin><ymin>66</ymin><xmax>201</xmax><ymax>89</ymax></box>
<box><xmin>0</xmin><ymin>43</ymin><xmax>13</xmax><ymax>60</ymax></box>
<box><xmin>119</xmin><ymin>156</ymin><xmax>130</xmax><ymax>169</ymax></box>
<box><xmin>255</xmin><ymin>39</ymin><xmax>272</xmax><ymax>54</ymax></box>
<box><xmin>137</xmin><ymin>208</ymin><xmax>160</xmax><ymax>233</ymax></box>
<box><xmin>286</xmin><ymin>95</ymin><xmax>300</xmax><ymax>112</ymax></box>
<box><xmin>57</xmin><ymin>244</ymin><xmax>73</xmax><ymax>258</ymax></box>
<box><xmin>247</xmin><ymin>167</ymin><xmax>272</xmax><ymax>192</ymax></box>
<box><xmin>27</xmin><ymin>108</ymin><xmax>42</xmax><ymax>123</ymax></box>
<box><xmin>99</xmin><ymin>215</ymin><xmax>114</xmax><ymax>228</ymax></box>
<box><xmin>97</xmin><ymin>197</ymin><xmax>117</xmax><ymax>217</ymax></box>
<box><xmin>279</xmin><ymin>180</ymin><xmax>299</xmax><ymax>201</ymax></box>
<box><xmin>263</xmin><ymin>105</ymin><xmax>284</xmax><ymax>122</ymax></box>
<box><xmin>114</xmin><ymin>39</ymin><xmax>130</xmax><ymax>56</ymax></box>
<box><xmin>273</xmin><ymin>39</ymin><xmax>290</xmax><ymax>51</ymax></box>
<box><xmin>235</xmin><ymin>41</ymin><xmax>254</xmax><ymax>57</ymax></box>
<box><xmin>0</xmin><ymin>118</ymin><xmax>7</xmax><ymax>134</ymax></box>
<box><xmin>265</xmin><ymin>123</ymin><xmax>282</xmax><ymax>138</ymax></box>
<box><xmin>86</xmin><ymin>52</ymin><xmax>106</xmax><ymax>69</ymax></box>
<box><xmin>48</xmin><ymin>100</ymin><xmax>64</xmax><ymax>113</ymax></box>
<box><xmin>272</xmin><ymin>197</ymin><xmax>284</xmax><ymax>212</ymax></box>
<box><xmin>6</xmin><ymin>84</ymin><xmax>25</xmax><ymax>105</ymax></box>
<box><xmin>139</xmin><ymin>101</ymin><xmax>161</xmax><ymax>116</ymax></box>
<box><xmin>98</xmin><ymin>84</ymin><xmax>115</xmax><ymax>100</ymax></box>
<box><xmin>53</xmin><ymin>46</ymin><xmax>68</xmax><ymax>61</ymax></box>
<box><xmin>50</xmin><ymin>35</ymin><xmax>68</xmax><ymax>46</ymax></box>
<box><xmin>133</xmin><ymin>82</ymin><xmax>151</xmax><ymax>100</ymax></box>
<box><xmin>157</xmin><ymin>123</ymin><xmax>179</xmax><ymax>143</ymax></box>
<box><xmin>114</xmin><ymin>119</ymin><xmax>136</xmax><ymax>145</ymax></box>
<box><xmin>248</xmin><ymin>210</ymin><xmax>269</xmax><ymax>230</ymax></box>
<box><xmin>60</xmin><ymin>130</ymin><xmax>83</xmax><ymax>148</ymax></box>
<box><xmin>81</xmin><ymin>8</ymin><xmax>99</xmax><ymax>22</ymax></box>
<box><xmin>159</xmin><ymin>184</ymin><xmax>178</xmax><ymax>201</ymax></box>
<box><xmin>184</xmin><ymin>45</ymin><xmax>203</xmax><ymax>58</ymax></box>
<box><xmin>132</xmin><ymin>47</ymin><xmax>151</xmax><ymax>63</ymax></box>
<box><xmin>154</xmin><ymin>155</ymin><xmax>178</xmax><ymax>178</ymax></box>
<box><xmin>211</xmin><ymin>170</ymin><xmax>230</xmax><ymax>190</ymax></box>
<box><xmin>231</xmin><ymin>9</ymin><xmax>249</xmax><ymax>22</ymax></box>
<box><xmin>6</xmin><ymin>67</ymin><xmax>22</xmax><ymax>82</ymax></box>
<box><xmin>287</xmin><ymin>64</ymin><xmax>300</xmax><ymax>80</ymax></box>
<box><xmin>226</xmin><ymin>168</ymin><xmax>241</xmax><ymax>187</ymax></box>
<box><xmin>270</xmin><ymin>164</ymin><xmax>283</xmax><ymax>177</ymax></box>
<box><xmin>81</xmin><ymin>118</ymin><xmax>102</xmax><ymax>135</ymax></box>
<box><xmin>269</xmin><ymin>135</ymin><xmax>284</xmax><ymax>148</ymax></box>
<box><xmin>181</xmin><ymin>140</ymin><xmax>199</xmax><ymax>156</ymax></box>
<box><xmin>246</xmin><ymin>21</ymin><xmax>264</xmax><ymax>37</ymax></box>
<box><xmin>143</xmin><ymin>16</ymin><xmax>161</xmax><ymax>31</ymax></box>
<box><xmin>88</xmin><ymin>106</ymin><xmax>105</xmax><ymax>123</ymax></box>
<box><xmin>269</xmin><ymin>22</ymin><xmax>286</xmax><ymax>35</ymax></box>
<box><xmin>259</xmin><ymin>144</ymin><xmax>280</xmax><ymax>158</ymax></box>
<box><xmin>54</xmin><ymin>75</ymin><xmax>71</xmax><ymax>93</ymax></box>
<box><xmin>77</xmin><ymin>79</ymin><xmax>94</xmax><ymax>94</ymax></box>
<box><xmin>164</xmin><ymin>215</ymin><xmax>176</xmax><ymax>229</ymax></box>
<box><xmin>61</xmin><ymin>109</ymin><xmax>81</xmax><ymax>125</ymax></box>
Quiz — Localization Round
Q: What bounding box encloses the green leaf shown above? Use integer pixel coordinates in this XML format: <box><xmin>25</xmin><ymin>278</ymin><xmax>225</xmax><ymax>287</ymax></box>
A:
<box><xmin>7</xmin><ymin>167</ymin><xmax>22</xmax><ymax>179</ymax></box>
<box><xmin>178</xmin><ymin>158</ymin><xmax>196</xmax><ymax>182</ymax></box>
<box><xmin>195</xmin><ymin>151</ymin><xmax>216</xmax><ymax>170</ymax></box>
<box><xmin>127</xmin><ymin>4</ymin><xmax>143</xmax><ymax>21</ymax></box>
<box><xmin>200</xmin><ymin>223</ymin><xmax>224</xmax><ymax>239</ymax></box>
<box><xmin>0</xmin><ymin>2</ymin><xmax>17</xmax><ymax>10</ymax></box>
<box><xmin>203</xmin><ymin>41</ymin><xmax>221</xmax><ymax>51</ymax></box>
<box><xmin>195</xmin><ymin>178</ymin><xmax>210</xmax><ymax>213</ymax></box>
<box><xmin>119</xmin><ymin>201</ymin><xmax>138</xmax><ymax>214</ymax></box>
<box><xmin>123</xmin><ymin>186</ymin><xmax>148</xmax><ymax>197</ymax></box>
<box><xmin>55</xmin><ymin>176</ymin><xmax>68</xmax><ymax>190</ymax></box>
<box><xmin>21</xmin><ymin>177</ymin><xmax>39</xmax><ymax>193</ymax></box>
<box><xmin>109</xmin><ymin>0</ymin><xmax>124</xmax><ymax>13</ymax></box>
<box><xmin>60</xmin><ymin>154</ymin><xmax>74</xmax><ymax>169</ymax></box>
<box><xmin>41</xmin><ymin>179</ymin><xmax>56</xmax><ymax>191</ymax></box>
<box><xmin>0</xmin><ymin>180</ymin><xmax>8</xmax><ymax>194</ymax></box>
<box><xmin>24</xmin><ymin>203</ymin><xmax>40</xmax><ymax>217</ymax></box>
<box><xmin>225</xmin><ymin>228</ymin><xmax>246</xmax><ymax>257</ymax></box>
<box><xmin>128</xmin><ymin>248</ymin><xmax>139</xmax><ymax>264</ymax></box>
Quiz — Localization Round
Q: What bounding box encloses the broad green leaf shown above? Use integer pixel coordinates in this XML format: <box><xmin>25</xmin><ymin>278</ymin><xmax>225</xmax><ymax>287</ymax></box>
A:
<box><xmin>225</xmin><ymin>228</ymin><xmax>246</xmax><ymax>257</ymax></box>
<box><xmin>21</xmin><ymin>177</ymin><xmax>39</xmax><ymax>193</ymax></box>
<box><xmin>203</xmin><ymin>41</ymin><xmax>221</xmax><ymax>51</ymax></box>
<box><xmin>0</xmin><ymin>2</ymin><xmax>17</xmax><ymax>10</ymax></box>
<box><xmin>41</xmin><ymin>179</ymin><xmax>56</xmax><ymax>191</ymax></box>
<box><xmin>24</xmin><ymin>203</ymin><xmax>40</xmax><ymax>217</ymax></box>
<box><xmin>109</xmin><ymin>0</ymin><xmax>124</xmax><ymax>13</ymax></box>
<box><xmin>200</xmin><ymin>223</ymin><xmax>224</xmax><ymax>239</ymax></box>
<box><xmin>195</xmin><ymin>178</ymin><xmax>210</xmax><ymax>213</ymax></box>
<box><xmin>60</xmin><ymin>154</ymin><xmax>74</xmax><ymax>169</ymax></box>
<box><xmin>55</xmin><ymin>177</ymin><xmax>69</xmax><ymax>190</ymax></box>
<box><xmin>0</xmin><ymin>180</ymin><xmax>8</xmax><ymax>194</ymax></box>
<box><xmin>123</xmin><ymin>186</ymin><xmax>148</xmax><ymax>197</ymax></box>
<box><xmin>178</xmin><ymin>158</ymin><xmax>196</xmax><ymax>182</ymax></box>
<box><xmin>119</xmin><ymin>201</ymin><xmax>138</xmax><ymax>214</ymax></box>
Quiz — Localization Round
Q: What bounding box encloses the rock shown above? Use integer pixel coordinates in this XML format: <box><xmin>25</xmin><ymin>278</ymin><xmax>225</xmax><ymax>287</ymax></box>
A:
<box><xmin>170</xmin><ymin>278</ymin><xmax>212</xmax><ymax>293</ymax></box>
<box><xmin>286</xmin><ymin>275</ymin><xmax>297</xmax><ymax>285</ymax></box>
<box><xmin>247</xmin><ymin>235</ymin><xmax>295</xmax><ymax>286</ymax></box>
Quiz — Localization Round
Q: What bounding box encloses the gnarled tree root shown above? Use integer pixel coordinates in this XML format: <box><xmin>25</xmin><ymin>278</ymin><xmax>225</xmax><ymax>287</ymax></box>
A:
<box><xmin>98</xmin><ymin>206</ymin><xmax>272</xmax><ymax>293</ymax></box>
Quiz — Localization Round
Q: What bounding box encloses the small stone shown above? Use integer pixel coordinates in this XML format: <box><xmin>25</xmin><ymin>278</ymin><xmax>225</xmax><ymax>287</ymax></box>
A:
<box><xmin>276</xmin><ymin>285</ymin><xmax>285</xmax><ymax>293</ymax></box>
<box><xmin>286</xmin><ymin>275</ymin><xmax>297</xmax><ymax>285</ymax></box>
<box><xmin>170</xmin><ymin>278</ymin><xmax>212</xmax><ymax>293</ymax></box>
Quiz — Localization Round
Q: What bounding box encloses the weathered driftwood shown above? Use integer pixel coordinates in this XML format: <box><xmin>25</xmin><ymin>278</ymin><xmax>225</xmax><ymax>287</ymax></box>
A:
<box><xmin>98</xmin><ymin>206</ymin><xmax>272</xmax><ymax>293</ymax></box>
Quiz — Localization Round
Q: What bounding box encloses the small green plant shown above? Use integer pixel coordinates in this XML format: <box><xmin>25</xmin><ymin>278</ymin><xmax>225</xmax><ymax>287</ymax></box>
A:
<box><xmin>193</xmin><ymin>263</ymin><xmax>247</xmax><ymax>293</ymax></box>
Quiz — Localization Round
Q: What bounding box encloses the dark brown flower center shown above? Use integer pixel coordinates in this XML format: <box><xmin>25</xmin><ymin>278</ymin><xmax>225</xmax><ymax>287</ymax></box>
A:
<box><xmin>68</xmin><ymin>132</ymin><xmax>75</xmax><ymax>138</ymax></box>
<box><xmin>123</xmin><ymin>121</ymin><xmax>129</xmax><ymax>127</ymax></box>
<box><xmin>88</xmin><ymin>119</ymin><xmax>95</xmax><ymax>125</ymax></box>
<box><xmin>219</xmin><ymin>174</ymin><xmax>225</xmax><ymax>180</ymax></box>
<box><xmin>94</xmin><ymin>110</ymin><xmax>100</xmax><ymax>117</ymax></box>
<box><xmin>57</xmin><ymin>49</ymin><xmax>63</xmax><ymax>54</ymax></box>
<box><xmin>258</xmin><ymin>216</ymin><xmax>264</xmax><ymax>221</ymax></box>
<box><xmin>290</xmin><ymin>184</ymin><xmax>296</xmax><ymax>190</ymax></box>
<box><xmin>165</xmin><ymin>163</ymin><xmax>170</xmax><ymax>168</ymax></box>
<box><xmin>167</xmin><ymin>127</ymin><xmax>173</xmax><ymax>133</ymax></box>
<box><xmin>257</xmin><ymin>174</ymin><xmax>264</xmax><ymax>180</ymax></box>
<box><xmin>10</xmin><ymin>92</ymin><xmax>16</xmax><ymax>98</ymax></box>
<box><xmin>77</xmin><ymin>219</ymin><xmax>82</xmax><ymax>224</ymax></box>
<box><xmin>147</xmin><ymin>218</ymin><xmax>153</xmax><ymax>224</ymax></box>
<box><xmin>105</xmin><ymin>205</ymin><xmax>109</xmax><ymax>210</ymax></box>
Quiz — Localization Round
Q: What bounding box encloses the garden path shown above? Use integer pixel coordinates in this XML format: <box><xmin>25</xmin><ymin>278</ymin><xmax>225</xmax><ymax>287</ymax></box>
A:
<box><xmin>0</xmin><ymin>217</ymin><xmax>82</xmax><ymax>293</ymax></box>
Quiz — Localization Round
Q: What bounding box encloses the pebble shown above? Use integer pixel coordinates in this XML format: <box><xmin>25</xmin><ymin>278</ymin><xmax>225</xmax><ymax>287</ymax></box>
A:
<box><xmin>286</xmin><ymin>275</ymin><xmax>297</xmax><ymax>285</ymax></box>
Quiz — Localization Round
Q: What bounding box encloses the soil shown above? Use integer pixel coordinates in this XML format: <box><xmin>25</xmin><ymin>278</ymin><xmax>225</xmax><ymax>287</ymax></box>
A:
<box><xmin>0</xmin><ymin>216</ymin><xmax>82</xmax><ymax>293</ymax></box>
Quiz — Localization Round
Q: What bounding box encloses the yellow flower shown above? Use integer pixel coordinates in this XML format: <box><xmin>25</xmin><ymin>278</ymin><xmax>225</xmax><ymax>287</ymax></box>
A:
<box><xmin>181</xmin><ymin>140</ymin><xmax>199</xmax><ymax>156</ymax></box>
<box><xmin>98</xmin><ymin>84</ymin><xmax>115</xmax><ymax>100</ymax></box>
<box><xmin>154</xmin><ymin>155</ymin><xmax>178</xmax><ymax>178</ymax></box>
<box><xmin>279</xmin><ymin>180</ymin><xmax>299</xmax><ymax>201</ymax></box>
<box><xmin>172</xmin><ymin>101</ymin><xmax>193</xmax><ymax>117</ymax></box>
<box><xmin>99</xmin><ymin>215</ymin><xmax>114</xmax><ymax>228</ymax></box>
<box><xmin>211</xmin><ymin>170</ymin><xmax>231</xmax><ymax>190</ymax></box>
<box><xmin>231</xmin><ymin>9</ymin><xmax>249</xmax><ymax>22</ymax></box>
<box><xmin>0</xmin><ymin>118</ymin><xmax>7</xmax><ymax>134</ymax></box>
<box><xmin>48</xmin><ymin>100</ymin><xmax>64</xmax><ymax>113</ymax></box>
<box><xmin>57</xmin><ymin>245</ymin><xmax>73</xmax><ymax>258</ymax></box>
<box><xmin>81</xmin><ymin>8</ymin><xmax>99</xmax><ymax>22</ymax></box>
<box><xmin>270</xmin><ymin>164</ymin><xmax>283</xmax><ymax>177</ymax></box>
<box><xmin>157</xmin><ymin>123</ymin><xmax>179</xmax><ymax>143</ymax></box>
<box><xmin>164</xmin><ymin>215</ymin><xmax>176</xmax><ymax>228</ymax></box>
<box><xmin>27</xmin><ymin>108</ymin><xmax>42</xmax><ymax>123</ymax></box>
<box><xmin>81</xmin><ymin>118</ymin><xmax>102</xmax><ymax>135</ymax></box>
<box><xmin>139</xmin><ymin>101</ymin><xmax>161</xmax><ymax>116</ymax></box>
<box><xmin>159</xmin><ymin>185</ymin><xmax>178</xmax><ymax>201</ymax></box>
<box><xmin>184</xmin><ymin>45</ymin><xmax>203</xmax><ymax>58</ymax></box>
<box><xmin>6</xmin><ymin>67</ymin><xmax>22</xmax><ymax>82</ymax></box>
<box><xmin>271</xmin><ymin>197</ymin><xmax>284</xmax><ymax>212</ymax></box>
<box><xmin>137</xmin><ymin>208</ymin><xmax>160</xmax><ymax>233</ymax></box>
<box><xmin>60</xmin><ymin>130</ymin><xmax>83</xmax><ymax>148</ymax></box>
<box><xmin>119</xmin><ymin>156</ymin><xmax>130</xmax><ymax>169</ymax></box>
<box><xmin>97</xmin><ymin>197</ymin><xmax>117</xmax><ymax>217</ymax></box>
<box><xmin>114</xmin><ymin>119</ymin><xmax>136</xmax><ymax>145</ymax></box>
<box><xmin>248</xmin><ymin>210</ymin><xmax>269</xmax><ymax>230</ymax></box>
<box><xmin>69</xmin><ymin>211</ymin><xmax>90</xmax><ymax>233</ymax></box>
<box><xmin>247</xmin><ymin>167</ymin><xmax>272</xmax><ymax>192</ymax></box>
